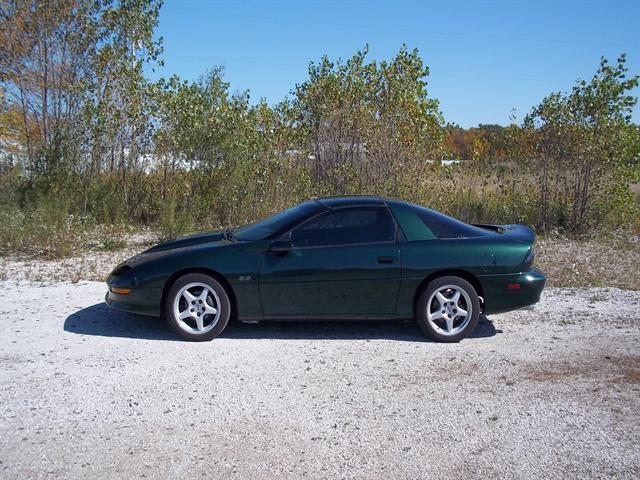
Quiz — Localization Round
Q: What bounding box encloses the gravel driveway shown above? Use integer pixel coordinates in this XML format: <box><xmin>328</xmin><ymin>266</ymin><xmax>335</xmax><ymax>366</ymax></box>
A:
<box><xmin>0</xmin><ymin>281</ymin><xmax>638</xmax><ymax>479</ymax></box>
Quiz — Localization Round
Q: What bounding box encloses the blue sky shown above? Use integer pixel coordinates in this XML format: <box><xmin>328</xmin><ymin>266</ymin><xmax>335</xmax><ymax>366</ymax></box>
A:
<box><xmin>150</xmin><ymin>0</ymin><xmax>640</xmax><ymax>127</ymax></box>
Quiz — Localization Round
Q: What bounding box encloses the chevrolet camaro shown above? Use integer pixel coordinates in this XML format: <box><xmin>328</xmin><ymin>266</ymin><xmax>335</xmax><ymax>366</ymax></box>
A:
<box><xmin>106</xmin><ymin>196</ymin><xmax>546</xmax><ymax>342</ymax></box>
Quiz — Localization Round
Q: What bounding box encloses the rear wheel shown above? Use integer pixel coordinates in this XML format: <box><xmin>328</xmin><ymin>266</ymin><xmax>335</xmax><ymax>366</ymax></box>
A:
<box><xmin>417</xmin><ymin>276</ymin><xmax>480</xmax><ymax>342</ymax></box>
<box><xmin>164</xmin><ymin>273</ymin><xmax>231</xmax><ymax>341</ymax></box>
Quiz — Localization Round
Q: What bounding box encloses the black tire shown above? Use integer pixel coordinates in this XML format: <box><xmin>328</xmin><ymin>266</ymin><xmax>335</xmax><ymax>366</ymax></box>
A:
<box><xmin>416</xmin><ymin>276</ymin><xmax>480</xmax><ymax>343</ymax></box>
<box><xmin>164</xmin><ymin>273</ymin><xmax>231</xmax><ymax>341</ymax></box>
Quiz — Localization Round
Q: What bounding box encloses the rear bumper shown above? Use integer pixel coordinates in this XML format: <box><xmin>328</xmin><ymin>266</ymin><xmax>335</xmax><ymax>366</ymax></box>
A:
<box><xmin>480</xmin><ymin>268</ymin><xmax>546</xmax><ymax>315</ymax></box>
<box><xmin>105</xmin><ymin>286</ymin><xmax>162</xmax><ymax>317</ymax></box>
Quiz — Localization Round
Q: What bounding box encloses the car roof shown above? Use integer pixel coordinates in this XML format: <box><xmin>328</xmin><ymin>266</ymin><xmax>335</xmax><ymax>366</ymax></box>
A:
<box><xmin>315</xmin><ymin>195</ymin><xmax>386</xmax><ymax>209</ymax></box>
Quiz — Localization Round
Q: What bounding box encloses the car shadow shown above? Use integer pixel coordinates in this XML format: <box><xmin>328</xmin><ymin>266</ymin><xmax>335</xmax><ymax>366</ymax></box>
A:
<box><xmin>64</xmin><ymin>302</ymin><xmax>500</xmax><ymax>342</ymax></box>
<box><xmin>64</xmin><ymin>303</ymin><xmax>180</xmax><ymax>341</ymax></box>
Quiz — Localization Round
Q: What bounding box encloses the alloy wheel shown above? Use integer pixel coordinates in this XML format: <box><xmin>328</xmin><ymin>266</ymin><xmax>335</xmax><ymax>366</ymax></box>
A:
<box><xmin>426</xmin><ymin>284</ymin><xmax>473</xmax><ymax>336</ymax></box>
<box><xmin>172</xmin><ymin>282</ymin><xmax>221</xmax><ymax>334</ymax></box>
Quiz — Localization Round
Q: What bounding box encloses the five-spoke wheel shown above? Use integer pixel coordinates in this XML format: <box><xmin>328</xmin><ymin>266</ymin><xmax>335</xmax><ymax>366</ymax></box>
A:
<box><xmin>173</xmin><ymin>282</ymin><xmax>221</xmax><ymax>334</ymax></box>
<box><xmin>164</xmin><ymin>273</ymin><xmax>231</xmax><ymax>341</ymax></box>
<box><xmin>417</xmin><ymin>276</ymin><xmax>480</xmax><ymax>342</ymax></box>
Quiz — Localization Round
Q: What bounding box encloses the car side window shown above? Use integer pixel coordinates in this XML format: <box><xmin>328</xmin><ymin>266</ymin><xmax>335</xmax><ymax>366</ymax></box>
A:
<box><xmin>291</xmin><ymin>207</ymin><xmax>396</xmax><ymax>247</ymax></box>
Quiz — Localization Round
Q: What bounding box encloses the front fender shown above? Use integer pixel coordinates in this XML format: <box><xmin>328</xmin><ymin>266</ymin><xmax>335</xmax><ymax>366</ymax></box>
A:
<box><xmin>108</xmin><ymin>240</ymin><xmax>269</xmax><ymax>321</ymax></box>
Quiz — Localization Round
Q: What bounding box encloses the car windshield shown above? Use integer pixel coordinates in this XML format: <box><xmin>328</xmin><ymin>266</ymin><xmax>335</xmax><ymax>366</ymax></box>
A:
<box><xmin>234</xmin><ymin>201</ymin><xmax>322</xmax><ymax>241</ymax></box>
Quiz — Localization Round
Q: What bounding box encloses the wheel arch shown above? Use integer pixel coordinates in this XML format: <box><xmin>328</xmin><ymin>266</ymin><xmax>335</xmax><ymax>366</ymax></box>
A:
<box><xmin>160</xmin><ymin>268</ymin><xmax>237</xmax><ymax>319</ymax></box>
<box><xmin>413</xmin><ymin>269</ymin><xmax>484</xmax><ymax>317</ymax></box>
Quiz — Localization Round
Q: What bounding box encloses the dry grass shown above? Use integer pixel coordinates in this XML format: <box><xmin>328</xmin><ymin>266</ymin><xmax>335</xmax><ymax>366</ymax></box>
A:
<box><xmin>0</xmin><ymin>231</ymin><xmax>156</xmax><ymax>282</ymax></box>
<box><xmin>536</xmin><ymin>234</ymin><xmax>640</xmax><ymax>290</ymax></box>
<box><xmin>631</xmin><ymin>182</ymin><xmax>640</xmax><ymax>204</ymax></box>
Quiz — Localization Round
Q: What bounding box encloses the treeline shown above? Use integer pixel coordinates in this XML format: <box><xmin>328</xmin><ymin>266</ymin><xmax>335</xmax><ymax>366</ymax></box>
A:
<box><xmin>0</xmin><ymin>0</ymin><xmax>639</xmax><ymax>257</ymax></box>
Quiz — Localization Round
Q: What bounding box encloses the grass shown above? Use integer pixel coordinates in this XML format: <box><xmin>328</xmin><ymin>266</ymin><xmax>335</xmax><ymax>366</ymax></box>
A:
<box><xmin>97</xmin><ymin>238</ymin><xmax>128</xmax><ymax>252</ymax></box>
<box><xmin>536</xmin><ymin>233</ymin><xmax>640</xmax><ymax>290</ymax></box>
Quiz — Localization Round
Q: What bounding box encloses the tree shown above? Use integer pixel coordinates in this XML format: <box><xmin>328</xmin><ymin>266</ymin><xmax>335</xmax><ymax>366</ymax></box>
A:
<box><xmin>291</xmin><ymin>45</ymin><xmax>444</xmax><ymax>193</ymax></box>
<box><xmin>0</xmin><ymin>0</ymin><xmax>100</xmax><ymax>176</ymax></box>
<box><xmin>524</xmin><ymin>54</ymin><xmax>639</xmax><ymax>232</ymax></box>
<box><xmin>0</xmin><ymin>0</ymin><xmax>163</xmax><ymax>219</ymax></box>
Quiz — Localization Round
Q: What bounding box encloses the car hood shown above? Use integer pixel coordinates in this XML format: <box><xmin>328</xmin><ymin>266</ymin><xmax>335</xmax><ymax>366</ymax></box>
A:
<box><xmin>110</xmin><ymin>230</ymin><xmax>229</xmax><ymax>277</ymax></box>
<box><xmin>144</xmin><ymin>230</ymin><xmax>225</xmax><ymax>254</ymax></box>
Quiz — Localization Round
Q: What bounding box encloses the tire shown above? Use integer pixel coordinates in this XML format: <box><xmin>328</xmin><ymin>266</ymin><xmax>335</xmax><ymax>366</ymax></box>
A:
<box><xmin>416</xmin><ymin>276</ymin><xmax>480</xmax><ymax>343</ymax></box>
<box><xmin>164</xmin><ymin>273</ymin><xmax>231</xmax><ymax>341</ymax></box>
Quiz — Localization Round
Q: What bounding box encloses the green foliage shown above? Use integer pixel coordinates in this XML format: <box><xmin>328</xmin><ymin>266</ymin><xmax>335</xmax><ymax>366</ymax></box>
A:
<box><xmin>291</xmin><ymin>45</ymin><xmax>444</xmax><ymax>188</ymax></box>
<box><xmin>0</xmin><ymin>0</ymin><xmax>638</xmax><ymax>258</ymax></box>
<box><xmin>523</xmin><ymin>55</ymin><xmax>640</xmax><ymax>233</ymax></box>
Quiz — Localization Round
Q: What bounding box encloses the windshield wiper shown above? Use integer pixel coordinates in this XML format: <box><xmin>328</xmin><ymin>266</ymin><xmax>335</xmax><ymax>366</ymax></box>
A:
<box><xmin>222</xmin><ymin>228</ymin><xmax>235</xmax><ymax>241</ymax></box>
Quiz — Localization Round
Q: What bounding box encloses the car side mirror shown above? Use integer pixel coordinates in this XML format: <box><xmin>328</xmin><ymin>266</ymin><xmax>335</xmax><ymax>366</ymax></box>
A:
<box><xmin>270</xmin><ymin>239</ymin><xmax>292</xmax><ymax>254</ymax></box>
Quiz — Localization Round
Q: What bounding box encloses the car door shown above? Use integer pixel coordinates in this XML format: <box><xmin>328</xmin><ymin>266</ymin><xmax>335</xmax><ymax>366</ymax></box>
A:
<box><xmin>259</xmin><ymin>206</ymin><xmax>402</xmax><ymax>318</ymax></box>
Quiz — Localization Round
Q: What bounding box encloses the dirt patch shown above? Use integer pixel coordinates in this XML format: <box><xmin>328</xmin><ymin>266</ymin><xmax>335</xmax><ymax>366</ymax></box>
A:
<box><xmin>622</xmin><ymin>369</ymin><xmax>640</xmax><ymax>384</ymax></box>
<box><xmin>522</xmin><ymin>354</ymin><xmax>640</xmax><ymax>385</ymax></box>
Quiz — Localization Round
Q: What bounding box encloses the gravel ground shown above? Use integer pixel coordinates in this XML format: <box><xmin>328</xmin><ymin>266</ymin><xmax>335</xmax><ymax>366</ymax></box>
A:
<box><xmin>0</xmin><ymin>282</ymin><xmax>639</xmax><ymax>479</ymax></box>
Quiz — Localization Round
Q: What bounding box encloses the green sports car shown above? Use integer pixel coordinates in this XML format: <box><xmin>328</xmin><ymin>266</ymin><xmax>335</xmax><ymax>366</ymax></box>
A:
<box><xmin>106</xmin><ymin>196</ymin><xmax>545</xmax><ymax>342</ymax></box>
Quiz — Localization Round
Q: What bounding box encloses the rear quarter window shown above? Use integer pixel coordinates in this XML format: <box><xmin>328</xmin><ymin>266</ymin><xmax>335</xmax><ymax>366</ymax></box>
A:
<box><xmin>388</xmin><ymin>203</ymin><xmax>437</xmax><ymax>241</ymax></box>
<box><xmin>389</xmin><ymin>201</ymin><xmax>493</xmax><ymax>240</ymax></box>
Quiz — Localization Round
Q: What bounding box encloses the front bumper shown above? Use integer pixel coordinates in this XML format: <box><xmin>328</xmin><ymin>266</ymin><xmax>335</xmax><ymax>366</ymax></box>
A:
<box><xmin>105</xmin><ymin>286</ymin><xmax>162</xmax><ymax>317</ymax></box>
<box><xmin>480</xmin><ymin>267</ymin><xmax>546</xmax><ymax>315</ymax></box>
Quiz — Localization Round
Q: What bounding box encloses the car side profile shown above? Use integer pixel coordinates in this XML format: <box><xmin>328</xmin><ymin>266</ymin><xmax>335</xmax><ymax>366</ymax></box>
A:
<box><xmin>106</xmin><ymin>196</ymin><xmax>546</xmax><ymax>342</ymax></box>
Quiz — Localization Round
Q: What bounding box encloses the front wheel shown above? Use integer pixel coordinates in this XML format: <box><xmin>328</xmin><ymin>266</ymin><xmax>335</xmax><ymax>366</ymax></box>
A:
<box><xmin>417</xmin><ymin>276</ymin><xmax>480</xmax><ymax>342</ymax></box>
<box><xmin>164</xmin><ymin>273</ymin><xmax>231</xmax><ymax>341</ymax></box>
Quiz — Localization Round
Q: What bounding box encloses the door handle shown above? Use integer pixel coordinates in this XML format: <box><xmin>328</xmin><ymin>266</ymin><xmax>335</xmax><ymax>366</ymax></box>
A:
<box><xmin>377</xmin><ymin>256</ymin><xmax>395</xmax><ymax>264</ymax></box>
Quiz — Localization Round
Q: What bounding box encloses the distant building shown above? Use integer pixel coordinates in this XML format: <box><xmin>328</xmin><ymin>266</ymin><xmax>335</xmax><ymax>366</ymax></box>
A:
<box><xmin>0</xmin><ymin>139</ymin><xmax>22</xmax><ymax>173</ymax></box>
<box><xmin>425</xmin><ymin>159</ymin><xmax>464</xmax><ymax>166</ymax></box>
<box><xmin>442</xmin><ymin>159</ymin><xmax>463</xmax><ymax>166</ymax></box>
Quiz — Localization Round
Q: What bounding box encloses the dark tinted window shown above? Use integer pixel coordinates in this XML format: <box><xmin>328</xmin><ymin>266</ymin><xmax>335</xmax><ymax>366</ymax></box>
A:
<box><xmin>291</xmin><ymin>207</ymin><xmax>396</xmax><ymax>247</ymax></box>
<box><xmin>418</xmin><ymin>208</ymin><xmax>492</xmax><ymax>238</ymax></box>
<box><xmin>388</xmin><ymin>203</ymin><xmax>437</xmax><ymax>241</ymax></box>
<box><xmin>389</xmin><ymin>201</ymin><xmax>493</xmax><ymax>240</ymax></box>
<box><xmin>235</xmin><ymin>201</ymin><xmax>322</xmax><ymax>241</ymax></box>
